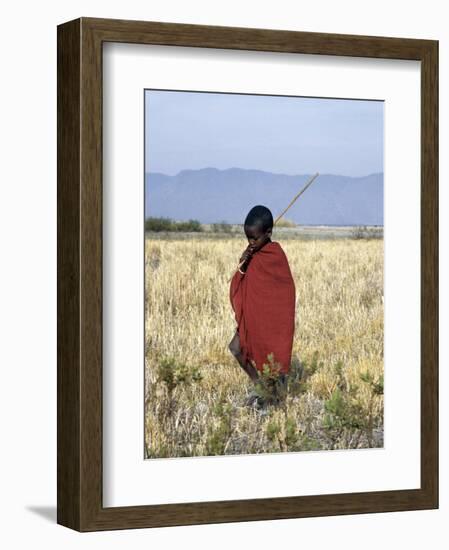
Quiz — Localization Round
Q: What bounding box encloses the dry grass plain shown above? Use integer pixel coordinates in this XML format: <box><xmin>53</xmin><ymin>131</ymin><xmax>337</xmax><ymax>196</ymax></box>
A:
<box><xmin>145</xmin><ymin>230</ymin><xmax>384</xmax><ymax>458</ymax></box>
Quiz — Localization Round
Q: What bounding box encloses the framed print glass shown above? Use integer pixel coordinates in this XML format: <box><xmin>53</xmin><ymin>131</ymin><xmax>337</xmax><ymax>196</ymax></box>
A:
<box><xmin>57</xmin><ymin>17</ymin><xmax>438</xmax><ymax>531</ymax></box>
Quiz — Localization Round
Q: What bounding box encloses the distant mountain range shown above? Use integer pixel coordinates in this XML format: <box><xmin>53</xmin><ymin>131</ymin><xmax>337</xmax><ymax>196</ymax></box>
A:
<box><xmin>145</xmin><ymin>168</ymin><xmax>383</xmax><ymax>226</ymax></box>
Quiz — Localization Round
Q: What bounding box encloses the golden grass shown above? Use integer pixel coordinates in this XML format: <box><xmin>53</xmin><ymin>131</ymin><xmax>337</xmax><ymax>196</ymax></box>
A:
<box><xmin>145</xmin><ymin>235</ymin><xmax>384</xmax><ymax>458</ymax></box>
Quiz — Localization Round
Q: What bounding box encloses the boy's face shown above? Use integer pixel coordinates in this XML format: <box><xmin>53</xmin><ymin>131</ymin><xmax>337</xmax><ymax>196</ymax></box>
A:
<box><xmin>244</xmin><ymin>223</ymin><xmax>272</xmax><ymax>252</ymax></box>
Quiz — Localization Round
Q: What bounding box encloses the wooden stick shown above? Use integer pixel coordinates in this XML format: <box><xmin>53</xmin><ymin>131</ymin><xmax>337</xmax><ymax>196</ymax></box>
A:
<box><xmin>273</xmin><ymin>172</ymin><xmax>319</xmax><ymax>225</ymax></box>
<box><xmin>229</xmin><ymin>172</ymin><xmax>320</xmax><ymax>281</ymax></box>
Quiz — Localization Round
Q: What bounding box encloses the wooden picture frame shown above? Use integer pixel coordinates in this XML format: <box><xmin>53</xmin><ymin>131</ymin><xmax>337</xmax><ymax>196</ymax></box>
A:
<box><xmin>57</xmin><ymin>16</ymin><xmax>438</xmax><ymax>532</ymax></box>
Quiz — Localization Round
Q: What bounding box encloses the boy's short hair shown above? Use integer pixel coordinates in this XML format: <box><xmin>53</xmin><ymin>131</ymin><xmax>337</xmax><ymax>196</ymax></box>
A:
<box><xmin>244</xmin><ymin>205</ymin><xmax>273</xmax><ymax>232</ymax></box>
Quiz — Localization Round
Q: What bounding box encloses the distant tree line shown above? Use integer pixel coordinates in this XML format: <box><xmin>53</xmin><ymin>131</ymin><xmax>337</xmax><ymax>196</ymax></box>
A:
<box><xmin>145</xmin><ymin>216</ymin><xmax>203</xmax><ymax>232</ymax></box>
<box><xmin>351</xmin><ymin>225</ymin><xmax>383</xmax><ymax>239</ymax></box>
<box><xmin>211</xmin><ymin>221</ymin><xmax>233</xmax><ymax>233</ymax></box>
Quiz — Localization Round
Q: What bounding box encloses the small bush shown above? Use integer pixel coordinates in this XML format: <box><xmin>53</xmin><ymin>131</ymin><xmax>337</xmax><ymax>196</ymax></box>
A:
<box><xmin>320</xmin><ymin>361</ymin><xmax>384</xmax><ymax>448</ymax></box>
<box><xmin>205</xmin><ymin>399</ymin><xmax>233</xmax><ymax>455</ymax></box>
<box><xmin>266</xmin><ymin>419</ymin><xmax>281</xmax><ymax>442</ymax></box>
<box><xmin>156</xmin><ymin>357</ymin><xmax>203</xmax><ymax>396</ymax></box>
<box><xmin>253</xmin><ymin>353</ymin><xmax>289</xmax><ymax>406</ymax></box>
<box><xmin>265</xmin><ymin>413</ymin><xmax>299</xmax><ymax>451</ymax></box>
<box><xmin>359</xmin><ymin>370</ymin><xmax>383</xmax><ymax>395</ymax></box>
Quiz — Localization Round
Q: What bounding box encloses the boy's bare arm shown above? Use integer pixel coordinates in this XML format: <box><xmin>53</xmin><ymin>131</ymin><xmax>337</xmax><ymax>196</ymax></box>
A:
<box><xmin>239</xmin><ymin>243</ymin><xmax>255</xmax><ymax>262</ymax></box>
<box><xmin>239</xmin><ymin>244</ymin><xmax>256</xmax><ymax>271</ymax></box>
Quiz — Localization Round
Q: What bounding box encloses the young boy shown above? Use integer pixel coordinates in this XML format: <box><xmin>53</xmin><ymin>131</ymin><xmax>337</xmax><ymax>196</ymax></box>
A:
<box><xmin>229</xmin><ymin>205</ymin><xmax>296</xmax><ymax>409</ymax></box>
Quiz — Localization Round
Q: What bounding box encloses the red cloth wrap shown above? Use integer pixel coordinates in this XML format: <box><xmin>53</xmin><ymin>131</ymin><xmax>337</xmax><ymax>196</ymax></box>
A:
<box><xmin>229</xmin><ymin>241</ymin><xmax>296</xmax><ymax>375</ymax></box>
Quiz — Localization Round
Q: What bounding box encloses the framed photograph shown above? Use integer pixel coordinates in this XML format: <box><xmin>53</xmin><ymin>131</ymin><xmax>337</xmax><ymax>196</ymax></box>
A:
<box><xmin>57</xmin><ymin>17</ymin><xmax>438</xmax><ymax>531</ymax></box>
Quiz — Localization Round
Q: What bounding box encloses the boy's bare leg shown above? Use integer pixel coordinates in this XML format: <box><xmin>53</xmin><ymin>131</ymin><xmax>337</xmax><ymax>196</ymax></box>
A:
<box><xmin>228</xmin><ymin>330</ymin><xmax>260</xmax><ymax>383</ymax></box>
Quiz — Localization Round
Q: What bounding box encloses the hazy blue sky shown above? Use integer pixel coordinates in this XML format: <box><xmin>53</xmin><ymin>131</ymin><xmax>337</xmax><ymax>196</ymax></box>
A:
<box><xmin>145</xmin><ymin>90</ymin><xmax>383</xmax><ymax>177</ymax></box>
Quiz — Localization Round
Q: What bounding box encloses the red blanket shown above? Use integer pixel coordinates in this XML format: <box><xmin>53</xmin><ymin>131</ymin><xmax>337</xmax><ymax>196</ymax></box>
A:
<box><xmin>229</xmin><ymin>241</ymin><xmax>296</xmax><ymax>375</ymax></box>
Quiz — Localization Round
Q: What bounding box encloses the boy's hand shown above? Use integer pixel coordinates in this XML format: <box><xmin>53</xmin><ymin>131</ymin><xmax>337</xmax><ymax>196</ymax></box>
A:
<box><xmin>239</xmin><ymin>244</ymin><xmax>256</xmax><ymax>266</ymax></box>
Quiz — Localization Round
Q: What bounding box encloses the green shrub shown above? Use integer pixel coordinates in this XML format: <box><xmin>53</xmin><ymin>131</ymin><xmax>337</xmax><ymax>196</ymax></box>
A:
<box><xmin>321</xmin><ymin>362</ymin><xmax>383</xmax><ymax>448</ymax></box>
<box><xmin>205</xmin><ymin>399</ymin><xmax>233</xmax><ymax>455</ymax></box>
<box><xmin>266</xmin><ymin>419</ymin><xmax>281</xmax><ymax>442</ymax></box>
<box><xmin>285</xmin><ymin>415</ymin><xmax>299</xmax><ymax>446</ymax></box>
<box><xmin>156</xmin><ymin>357</ymin><xmax>203</xmax><ymax>396</ymax></box>
<box><xmin>254</xmin><ymin>353</ymin><xmax>288</xmax><ymax>406</ymax></box>
<box><xmin>359</xmin><ymin>370</ymin><xmax>384</xmax><ymax>395</ymax></box>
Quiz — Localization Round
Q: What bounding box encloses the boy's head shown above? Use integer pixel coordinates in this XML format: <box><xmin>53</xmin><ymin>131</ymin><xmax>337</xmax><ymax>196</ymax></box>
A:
<box><xmin>244</xmin><ymin>205</ymin><xmax>273</xmax><ymax>251</ymax></box>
